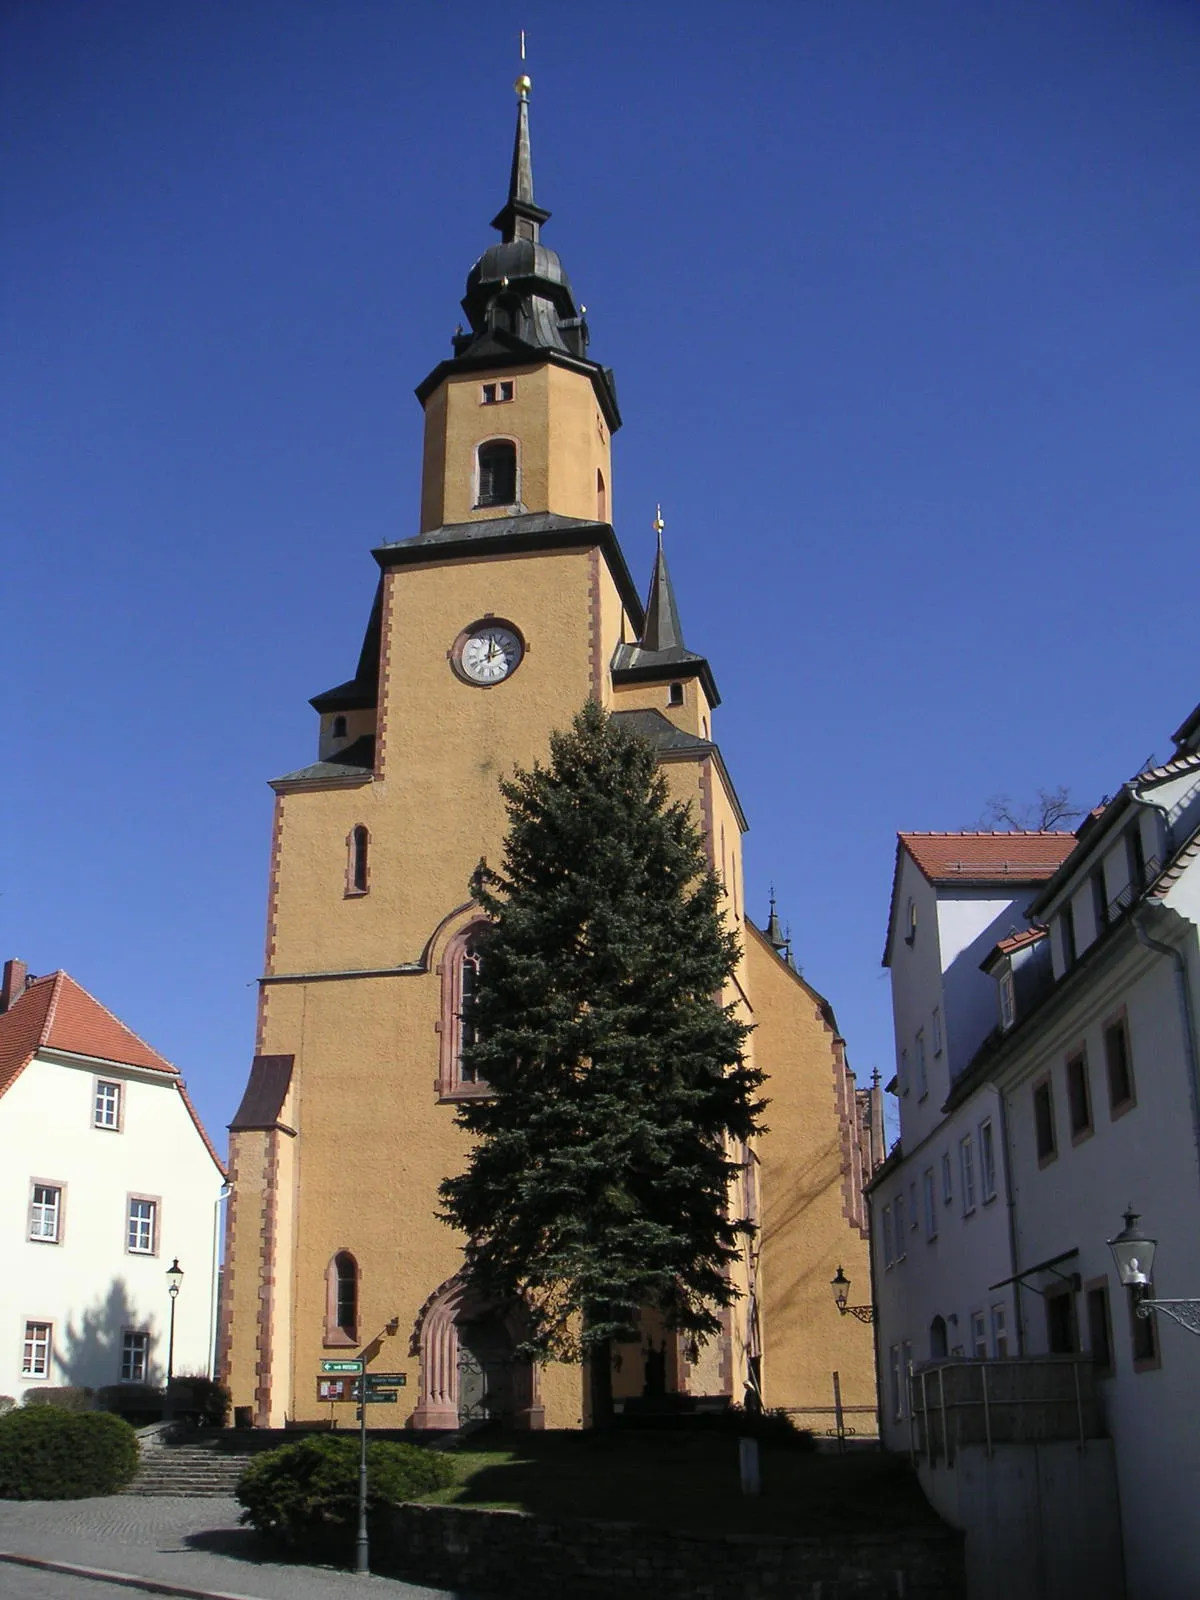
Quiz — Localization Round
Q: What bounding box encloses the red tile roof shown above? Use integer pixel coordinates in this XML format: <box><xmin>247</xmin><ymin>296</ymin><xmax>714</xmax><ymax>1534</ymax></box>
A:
<box><xmin>0</xmin><ymin>970</ymin><xmax>176</xmax><ymax>1100</ymax></box>
<box><xmin>900</xmin><ymin>832</ymin><xmax>1077</xmax><ymax>884</ymax></box>
<box><xmin>995</xmin><ymin>927</ymin><xmax>1048</xmax><ymax>955</ymax></box>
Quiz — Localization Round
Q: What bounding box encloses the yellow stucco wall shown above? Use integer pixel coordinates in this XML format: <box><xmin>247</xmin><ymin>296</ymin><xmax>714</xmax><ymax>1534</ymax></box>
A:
<box><xmin>745</xmin><ymin>925</ymin><xmax>877</xmax><ymax>1432</ymax></box>
<box><xmin>419</xmin><ymin>363</ymin><xmax>612</xmax><ymax>531</ymax></box>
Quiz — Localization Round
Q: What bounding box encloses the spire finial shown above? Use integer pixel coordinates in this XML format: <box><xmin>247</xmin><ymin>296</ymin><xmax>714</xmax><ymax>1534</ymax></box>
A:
<box><xmin>491</xmin><ymin>57</ymin><xmax>548</xmax><ymax>243</ymax></box>
<box><xmin>653</xmin><ymin>504</ymin><xmax>665</xmax><ymax>541</ymax></box>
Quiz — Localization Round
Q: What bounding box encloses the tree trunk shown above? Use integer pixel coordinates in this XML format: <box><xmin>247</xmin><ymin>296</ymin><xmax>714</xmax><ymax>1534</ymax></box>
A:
<box><xmin>587</xmin><ymin>1335</ymin><xmax>614</xmax><ymax>1430</ymax></box>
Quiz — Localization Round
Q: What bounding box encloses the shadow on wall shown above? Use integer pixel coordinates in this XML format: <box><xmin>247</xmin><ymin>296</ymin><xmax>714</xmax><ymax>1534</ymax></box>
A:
<box><xmin>56</xmin><ymin>1279</ymin><xmax>161</xmax><ymax>1391</ymax></box>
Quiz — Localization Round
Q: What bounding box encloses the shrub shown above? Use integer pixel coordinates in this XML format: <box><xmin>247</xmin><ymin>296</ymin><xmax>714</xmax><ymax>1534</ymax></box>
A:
<box><xmin>21</xmin><ymin>1386</ymin><xmax>94</xmax><ymax>1413</ymax></box>
<box><xmin>0</xmin><ymin>1406</ymin><xmax>139</xmax><ymax>1499</ymax></box>
<box><xmin>0</xmin><ymin>1398</ymin><xmax>14</xmax><ymax>1417</ymax></box>
<box><xmin>168</xmin><ymin>1375</ymin><xmax>231</xmax><ymax>1428</ymax></box>
<box><xmin>236</xmin><ymin>1434</ymin><xmax>456</xmax><ymax>1561</ymax></box>
<box><xmin>94</xmin><ymin>1384</ymin><xmax>163</xmax><ymax>1426</ymax></box>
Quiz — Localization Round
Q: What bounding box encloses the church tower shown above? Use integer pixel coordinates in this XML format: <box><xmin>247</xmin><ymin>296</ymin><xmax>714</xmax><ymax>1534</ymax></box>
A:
<box><xmin>221</xmin><ymin>80</ymin><xmax>877</xmax><ymax>1430</ymax></box>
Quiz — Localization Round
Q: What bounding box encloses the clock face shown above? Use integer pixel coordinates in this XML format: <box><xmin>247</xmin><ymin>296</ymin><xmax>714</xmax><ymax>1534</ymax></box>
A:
<box><xmin>456</xmin><ymin>622</ymin><xmax>524</xmax><ymax>685</ymax></box>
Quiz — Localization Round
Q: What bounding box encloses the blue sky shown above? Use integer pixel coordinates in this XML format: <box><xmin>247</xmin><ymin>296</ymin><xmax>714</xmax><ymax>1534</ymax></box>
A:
<box><xmin>3</xmin><ymin>0</ymin><xmax>1199</xmax><ymax>1151</ymax></box>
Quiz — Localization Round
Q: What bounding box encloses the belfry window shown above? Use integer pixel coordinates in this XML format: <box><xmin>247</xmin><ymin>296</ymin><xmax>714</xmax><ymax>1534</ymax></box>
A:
<box><xmin>324</xmin><ymin>1252</ymin><xmax>358</xmax><ymax>1346</ymax></box>
<box><xmin>347</xmin><ymin>826</ymin><xmax>369</xmax><ymax>896</ymax></box>
<box><xmin>481</xmin><ymin>381</ymin><xmax>514</xmax><ymax>405</ymax></box>
<box><xmin>477</xmin><ymin>440</ymin><xmax>517</xmax><ymax>508</ymax></box>
<box><xmin>332</xmin><ymin>715</ymin><xmax>347</xmax><ymax>739</ymax></box>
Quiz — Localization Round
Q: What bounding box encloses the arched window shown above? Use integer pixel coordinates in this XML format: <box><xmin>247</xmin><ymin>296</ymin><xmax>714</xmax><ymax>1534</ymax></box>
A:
<box><xmin>347</xmin><ymin>825</ymin><xmax>369</xmax><ymax>896</ymax></box>
<box><xmin>596</xmin><ymin>468</ymin><xmax>607</xmax><ymax>522</ymax></box>
<box><xmin>477</xmin><ymin>440</ymin><xmax>517</xmax><ymax>508</ymax></box>
<box><xmin>324</xmin><ymin>1251</ymin><xmax>359</xmax><ymax>1346</ymax></box>
<box><xmin>437</xmin><ymin>921</ymin><xmax>491</xmax><ymax>1099</ymax></box>
<box><xmin>332</xmin><ymin>714</ymin><xmax>347</xmax><ymax>739</ymax></box>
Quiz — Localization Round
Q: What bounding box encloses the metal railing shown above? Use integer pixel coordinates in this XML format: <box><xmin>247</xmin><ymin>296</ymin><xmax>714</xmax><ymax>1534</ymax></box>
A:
<box><xmin>908</xmin><ymin>1355</ymin><xmax>1102</xmax><ymax>1468</ymax></box>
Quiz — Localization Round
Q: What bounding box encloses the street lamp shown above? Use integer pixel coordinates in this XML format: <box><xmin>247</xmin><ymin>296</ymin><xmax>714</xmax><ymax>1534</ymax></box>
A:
<box><xmin>830</xmin><ymin>1266</ymin><xmax>875</xmax><ymax>1325</ymax></box>
<box><xmin>165</xmin><ymin>1258</ymin><xmax>184</xmax><ymax>1383</ymax></box>
<box><xmin>1107</xmin><ymin>1211</ymin><xmax>1200</xmax><ymax>1336</ymax></box>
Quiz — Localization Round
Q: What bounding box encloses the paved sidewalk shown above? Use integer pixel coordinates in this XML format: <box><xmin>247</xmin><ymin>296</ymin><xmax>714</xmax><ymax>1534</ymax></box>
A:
<box><xmin>0</xmin><ymin>1495</ymin><xmax>468</xmax><ymax>1600</ymax></box>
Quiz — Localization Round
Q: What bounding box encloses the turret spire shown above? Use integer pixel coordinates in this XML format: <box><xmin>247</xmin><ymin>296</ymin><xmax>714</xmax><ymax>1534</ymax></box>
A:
<box><xmin>766</xmin><ymin>890</ymin><xmax>787</xmax><ymax>955</ymax></box>
<box><xmin>491</xmin><ymin>75</ymin><xmax>551</xmax><ymax>244</ymax></box>
<box><xmin>642</xmin><ymin>511</ymin><xmax>687</xmax><ymax>653</ymax></box>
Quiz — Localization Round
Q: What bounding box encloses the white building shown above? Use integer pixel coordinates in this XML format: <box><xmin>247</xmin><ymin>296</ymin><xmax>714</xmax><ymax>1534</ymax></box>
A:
<box><xmin>871</xmin><ymin>832</ymin><xmax>1075</xmax><ymax>1425</ymax></box>
<box><xmin>0</xmin><ymin>959</ymin><xmax>225</xmax><ymax>1404</ymax></box>
<box><xmin>871</xmin><ymin>699</ymin><xmax>1200</xmax><ymax>1600</ymax></box>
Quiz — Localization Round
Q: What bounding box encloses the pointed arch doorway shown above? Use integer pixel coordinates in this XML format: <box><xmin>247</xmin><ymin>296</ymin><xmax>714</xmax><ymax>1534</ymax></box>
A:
<box><xmin>409</xmin><ymin>1272</ymin><xmax>543</xmax><ymax>1430</ymax></box>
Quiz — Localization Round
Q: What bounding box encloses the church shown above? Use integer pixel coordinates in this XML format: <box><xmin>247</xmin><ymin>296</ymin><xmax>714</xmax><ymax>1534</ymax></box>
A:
<box><xmin>221</xmin><ymin>77</ymin><xmax>881</xmax><ymax>1431</ymax></box>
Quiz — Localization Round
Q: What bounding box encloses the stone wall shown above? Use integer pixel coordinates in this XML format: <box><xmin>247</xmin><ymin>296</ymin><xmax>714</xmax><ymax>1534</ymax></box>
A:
<box><xmin>377</xmin><ymin>1501</ymin><xmax>965</xmax><ymax>1599</ymax></box>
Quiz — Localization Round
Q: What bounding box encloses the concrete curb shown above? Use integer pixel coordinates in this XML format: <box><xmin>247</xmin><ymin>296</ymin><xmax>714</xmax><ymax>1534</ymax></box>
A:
<box><xmin>0</xmin><ymin>1549</ymin><xmax>269</xmax><ymax>1600</ymax></box>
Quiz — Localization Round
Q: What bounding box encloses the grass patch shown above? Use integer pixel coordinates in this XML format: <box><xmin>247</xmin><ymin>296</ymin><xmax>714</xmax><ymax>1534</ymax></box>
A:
<box><xmin>415</xmin><ymin>1430</ymin><xmax>942</xmax><ymax>1539</ymax></box>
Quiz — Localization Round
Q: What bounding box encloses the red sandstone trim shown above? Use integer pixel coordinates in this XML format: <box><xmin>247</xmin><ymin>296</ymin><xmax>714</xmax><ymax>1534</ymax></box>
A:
<box><xmin>253</xmin><ymin>1130</ymin><xmax>280</xmax><ymax>1427</ymax></box>
<box><xmin>216</xmin><ymin>1142</ymin><xmax>241</xmax><ymax>1387</ymax></box>
<box><xmin>375</xmin><ymin>571</ymin><xmax>397</xmax><ymax>778</ymax></box>
<box><xmin>587</xmin><ymin>546</ymin><xmax>603</xmax><ymax>701</ymax></box>
<box><xmin>261</xmin><ymin>797</ymin><xmax>285</xmax><ymax>983</ymax></box>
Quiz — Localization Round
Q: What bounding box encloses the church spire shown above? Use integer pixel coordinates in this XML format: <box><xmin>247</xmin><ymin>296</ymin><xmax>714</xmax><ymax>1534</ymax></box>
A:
<box><xmin>641</xmin><ymin>508</ymin><xmax>686</xmax><ymax>653</ymax></box>
<box><xmin>490</xmin><ymin>75</ymin><xmax>551</xmax><ymax>244</ymax></box>
<box><xmin>766</xmin><ymin>889</ymin><xmax>787</xmax><ymax>955</ymax></box>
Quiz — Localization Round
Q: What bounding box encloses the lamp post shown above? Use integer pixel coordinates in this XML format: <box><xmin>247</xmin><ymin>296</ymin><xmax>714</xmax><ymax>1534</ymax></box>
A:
<box><xmin>1107</xmin><ymin>1210</ymin><xmax>1200</xmax><ymax>1336</ymax></box>
<box><xmin>166</xmin><ymin>1258</ymin><xmax>184</xmax><ymax>1383</ymax></box>
<box><xmin>830</xmin><ymin>1266</ymin><xmax>875</xmax><ymax>1325</ymax></box>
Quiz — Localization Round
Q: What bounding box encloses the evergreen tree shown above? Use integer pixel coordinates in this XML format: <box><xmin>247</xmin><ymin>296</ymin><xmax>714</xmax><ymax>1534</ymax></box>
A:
<box><xmin>439</xmin><ymin>701</ymin><xmax>765</xmax><ymax>1422</ymax></box>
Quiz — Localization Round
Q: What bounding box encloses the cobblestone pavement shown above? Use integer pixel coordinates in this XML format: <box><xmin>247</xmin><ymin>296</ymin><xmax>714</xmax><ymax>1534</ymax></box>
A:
<box><xmin>0</xmin><ymin>1495</ymin><xmax>465</xmax><ymax>1600</ymax></box>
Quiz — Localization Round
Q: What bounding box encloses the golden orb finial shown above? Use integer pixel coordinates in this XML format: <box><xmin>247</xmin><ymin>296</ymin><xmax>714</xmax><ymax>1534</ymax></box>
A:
<box><xmin>653</xmin><ymin>504</ymin><xmax>665</xmax><ymax>537</ymax></box>
<box><xmin>515</xmin><ymin>73</ymin><xmax>532</xmax><ymax>98</ymax></box>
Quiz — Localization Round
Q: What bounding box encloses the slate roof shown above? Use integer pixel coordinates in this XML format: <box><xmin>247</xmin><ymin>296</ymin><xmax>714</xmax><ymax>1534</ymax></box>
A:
<box><xmin>380</xmin><ymin>509</ymin><xmax>605</xmax><ymax>552</ymax></box>
<box><xmin>610</xmin><ymin>708</ymin><xmax>714</xmax><ymax>755</ymax></box>
<box><xmin>271</xmin><ymin>735</ymin><xmax>376</xmax><ymax>788</ymax></box>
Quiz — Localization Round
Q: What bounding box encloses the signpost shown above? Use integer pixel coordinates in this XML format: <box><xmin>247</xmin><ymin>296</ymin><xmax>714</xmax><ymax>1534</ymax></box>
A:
<box><xmin>312</xmin><ymin>1362</ymin><xmax>407</xmax><ymax>1576</ymax></box>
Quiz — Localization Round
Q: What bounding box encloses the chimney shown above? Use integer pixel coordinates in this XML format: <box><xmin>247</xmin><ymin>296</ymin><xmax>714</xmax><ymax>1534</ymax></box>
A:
<box><xmin>1</xmin><ymin>959</ymin><xmax>28</xmax><ymax>1014</ymax></box>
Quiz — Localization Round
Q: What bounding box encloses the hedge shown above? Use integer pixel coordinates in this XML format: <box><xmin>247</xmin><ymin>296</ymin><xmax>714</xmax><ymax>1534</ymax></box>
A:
<box><xmin>0</xmin><ymin>1406</ymin><xmax>139</xmax><ymax>1499</ymax></box>
<box><xmin>236</xmin><ymin>1434</ymin><xmax>456</xmax><ymax>1562</ymax></box>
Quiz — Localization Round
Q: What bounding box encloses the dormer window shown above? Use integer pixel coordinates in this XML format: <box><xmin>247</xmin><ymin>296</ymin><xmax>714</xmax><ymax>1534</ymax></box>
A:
<box><xmin>904</xmin><ymin>899</ymin><xmax>917</xmax><ymax>946</ymax></box>
<box><xmin>477</xmin><ymin>440</ymin><xmax>517</xmax><ymax>507</ymax></box>
<box><xmin>999</xmin><ymin>968</ymin><xmax>1016</xmax><ymax>1031</ymax></box>
<box><xmin>481</xmin><ymin>381</ymin><xmax>515</xmax><ymax>405</ymax></box>
<box><xmin>1059</xmin><ymin>904</ymin><xmax>1077</xmax><ymax>969</ymax></box>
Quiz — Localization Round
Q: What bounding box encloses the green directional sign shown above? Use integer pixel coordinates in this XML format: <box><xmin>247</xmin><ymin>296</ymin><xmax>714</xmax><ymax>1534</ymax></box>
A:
<box><xmin>353</xmin><ymin>1388</ymin><xmax>398</xmax><ymax>1404</ymax></box>
<box><xmin>365</xmin><ymin>1372</ymin><xmax>407</xmax><ymax>1386</ymax></box>
<box><xmin>321</xmin><ymin>1359</ymin><xmax>364</xmax><ymax>1374</ymax></box>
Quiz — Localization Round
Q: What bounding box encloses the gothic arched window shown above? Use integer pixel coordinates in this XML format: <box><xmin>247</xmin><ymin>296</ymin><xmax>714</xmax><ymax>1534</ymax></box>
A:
<box><xmin>347</xmin><ymin>826</ymin><xmax>369</xmax><ymax>896</ymax></box>
<box><xmin>477</xmin><ymin>440</ymin><xmax>517</xmax><ymax>508</ymax></box>
<box><xmin>324</xmin><ymin>1251</ymin><xmax>359</xmax><ymax>1346</ymax></box>
<box><xmin>437</xmin><ymin>922</ymin><xmax>491</xmax><ymax>1099</ymax></box>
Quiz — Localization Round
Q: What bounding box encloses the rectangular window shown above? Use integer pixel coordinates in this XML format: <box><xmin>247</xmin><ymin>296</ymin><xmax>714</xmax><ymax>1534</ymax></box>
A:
<box><xmin>971</xmin><ymin>1311</ymin><xmax>988</xmax><ymax>1359</ymax></box>
<box><xmin>1066</xmin><ymin>1049</ymin><xmax>1092</xmax><ymax>1141</ymax></box>
<box><xmin>1091</xmin><ymin>868</ymin><xmax>1109</xmax><ymax>935</ymax></box>
<box><xmin>1105</xmin><ymin>1016</ymin><xmax>1136</xmax><ymax>1115</ymax></box>
<box><xmin>991</xmin><ymin>1303</ymin><xmax>1009</xmax><ymax>1358</ymax></box>
<box><xmin>21</xmin><ymin>1321</ymin><xmax>51</xmax><ymax>1378</ymax></box>
<box><xmin>1060</xmin><ymin>904</ymin><xmax>1077</xmax><ymax>968</ymax></box>
<box><xmin>999</xmin><ymin>968</ymin><xmax>1016</xmax><ymax>1031</ymax></box>
<box><xmin>1129</xmin><ymin>1287</ymin><xmax>1159</xmax><ymax>1369</ymax></box>
<box><xmin>915</xmin><ymin>1030</ymin><xmax>928</xmax><ymax>1098</ymax></box>
<box><xmin>94</xmin><ymin>1080</ymin><xmax>121</xmax><ymax>1130</ymax></box>
<box><xmin>121</xmin><ymin>1331</ymin><xmax>151</xmax><ymax>1383</ymax></box>
<box><xmin>1033</xmin><ymin>1077</ymin><xmax>1057</xmax><ymax>1165</ymax></box>
<box><xmin>908</xmin><ymin>1180</ymin><xmax>918</xmax><ymax>1230</ymax></box>
<box><xmin>1087</xmin><ymin>1281</ymin><xmax>1114</xmax><ymax>1376</ymax></box>
<box><xmin>932</xmin><ymin>1006</ymin><xmax>943</xmax><ymax>1057</ymax></box>
<box><xmin>126</xmin><ymin>1197</ymin><xmax>158</xmax><ymax>1255</ymax></box>
<box><xmin>882</xmin><ymin>1204</ymin><xmax>895</xmax><ymax>1268</ymax></box>
<box><xmin>894</xmin><ymin>1191</ymin><xmax>907</xmax><ymax>1251</ymax></box>
<box><xmin>480</xmin><ymin>380</ymin><xmax>515</xmax><ymax>405</ymax></box>
<box><xmin>889</xmin><ymin>1345</ymin><xmax>903</xmax><ymax>1421</ymax></box>
<box><xmin>979</xmin><ymin>1119</ymin><xmax>996</xmax><ymax>1201</ymax></box>
<box><xmin>899</xmin><ymin>1048</ymin><xmax>909</xmax><ymax>1096</ymax></box>
<box><xmin>922</xmin><ymin>1168</ymin><xmax>937</xmax><ymax>1240</ymax></box>
<box><xmin>959</xmin><ymin>1135</ymin><xmax>976</xmax><ymax>1214</ymax></box>
<box><xmin>1046</xmin><ymin>1287</ymin><xmax>1079</xmax><ymax>1354</ymax></box>
<box><xmin>29</xmin><ymin>1183</ymin><xmax>62</xmax><ymax>1243</ymax></box>
<box><xmin>941</xmin><ymin>1151</ymin><xmax>953</xmax><ymax>1206</ymax></box>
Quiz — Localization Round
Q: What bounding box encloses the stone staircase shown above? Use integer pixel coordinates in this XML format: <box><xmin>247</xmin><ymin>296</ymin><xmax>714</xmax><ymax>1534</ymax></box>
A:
<box><xmin>126</xmin><ymin>1431</ymin><xmax>256</xmax><ymax>1497</ymax></box>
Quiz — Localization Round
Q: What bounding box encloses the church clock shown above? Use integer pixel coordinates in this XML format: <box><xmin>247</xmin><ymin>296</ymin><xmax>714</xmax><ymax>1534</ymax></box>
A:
<box><xmin>453</xmin><ymin>620</ymin><xmax>524</xmax><ymax>686</ymax></box>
